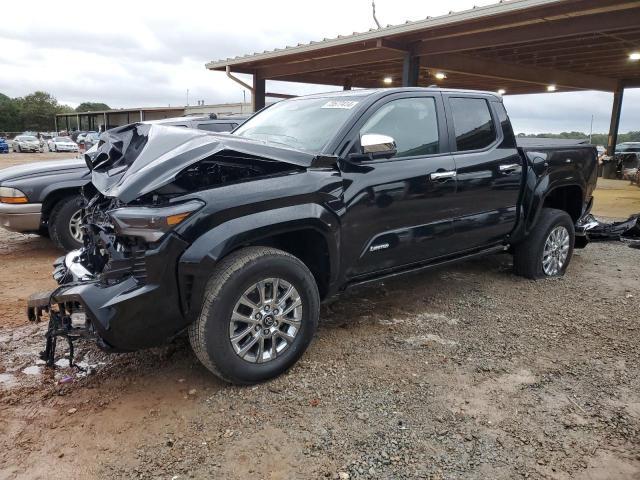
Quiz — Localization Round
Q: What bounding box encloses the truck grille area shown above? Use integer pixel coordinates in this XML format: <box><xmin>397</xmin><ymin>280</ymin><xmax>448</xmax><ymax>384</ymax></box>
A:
<box><xmin>100</xmin><ymin>244</ymin><xmax>148</xmax><ymax>285</ymax></box>
<box><xmin>81</xmin><ymin>194</ymin><xmax>150</xmax><ymax>286</ymax></box>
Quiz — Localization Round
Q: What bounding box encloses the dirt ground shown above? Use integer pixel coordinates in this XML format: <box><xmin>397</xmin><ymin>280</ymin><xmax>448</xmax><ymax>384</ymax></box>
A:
<box><xmin>1</xmin><ymin>152</ymin><xmax>639</xmax><ymax>479</ymax></box>
<box><xmin>0</xmin><ymin>150</ymin><xmax>82</xmax><ymax>168</ymax></box>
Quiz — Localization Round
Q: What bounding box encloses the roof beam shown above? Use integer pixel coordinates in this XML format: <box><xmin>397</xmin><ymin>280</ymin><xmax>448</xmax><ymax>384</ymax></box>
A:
<box><xmin>413</xmin><ymin>7</ymin><xmax>640</xmax><ymax>56</ymax></box>
<box><xmin>422</xmin><ymin>53</ymin><xmax>618</xmax><ymax>91</ymax></box>
<box><xmin>257</xmin><ymin>48</ymin><xmax>404</xmax><ymax>79</ymax></box>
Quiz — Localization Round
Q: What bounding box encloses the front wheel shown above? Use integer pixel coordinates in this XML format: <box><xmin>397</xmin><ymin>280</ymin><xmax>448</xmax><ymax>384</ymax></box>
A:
<box><xmin>48</xmin><ymin>195</ymin><xmax>85</xmax><ymax>251</ymax></box>
<box><xmin>189</xmin><ymin>246</ymin><xmax>320</xmax><ymax>384</ymax></box>
<box><xmin>513</xmin><ymin>208</ymin><xmax>575</xmax><ymax>279</ymax></box>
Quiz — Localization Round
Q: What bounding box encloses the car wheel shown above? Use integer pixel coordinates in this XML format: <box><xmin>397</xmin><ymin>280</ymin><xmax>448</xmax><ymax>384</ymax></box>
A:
<box><xmin>48</xmin><ymin>195</ymin><xmax>85</xmax><ymax>251</ymax></box>
<box><xmin>189</xmin><ymin>246</ymin><xmax>320</xmax><ymax>384</ymax></box>
<box><xmin>513</xmin><ymin>208</ymin><xmax>574</xmax><ymax>279</ymax></box>
<box><xmin>16</xmin><ymin>145</ymin><xmax>21</xmax><ymax>153</ymax></box>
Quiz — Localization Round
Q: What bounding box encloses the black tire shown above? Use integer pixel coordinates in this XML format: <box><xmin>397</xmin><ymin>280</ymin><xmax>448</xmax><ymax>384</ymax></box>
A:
<box><xmin>15</xmin><ymin>144</ymin><xmax>21</xmax><ymax>153</ymax></box>
<box><xmin>189</xmin><ymin>246</ymin><xmax>320</xmax><ymax>384</ymax></box>
<box><xmin>513</xmin><ymin>208</ymin><xmax>575</xmax><ymax>279</ymax></box>
<box><xmin>48</xmin><ymin>195</ymin><xmax>84</xmax><ymax>251</ymax></box>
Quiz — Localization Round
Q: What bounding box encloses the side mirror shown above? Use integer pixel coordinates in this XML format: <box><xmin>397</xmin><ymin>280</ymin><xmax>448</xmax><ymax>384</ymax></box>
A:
<box><xmin>360</xmin><ymin>133</ymin><xmax>397</xmax><ymax>159</ymax></box>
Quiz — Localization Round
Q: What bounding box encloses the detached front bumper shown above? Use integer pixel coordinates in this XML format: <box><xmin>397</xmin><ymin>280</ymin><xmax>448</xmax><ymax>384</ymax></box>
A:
<box><xmin>0</xmin><ymin>202</ymin><xmax>42</xmax><ymax>232</ymax></box>
<box><xmin>27</xmin><ymin>233</ymin><xmax>190</xmax><ymax>352</ymax></box>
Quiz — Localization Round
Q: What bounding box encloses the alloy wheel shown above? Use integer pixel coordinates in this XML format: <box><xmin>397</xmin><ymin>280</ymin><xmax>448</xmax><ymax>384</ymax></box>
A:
<box><xmin>542</xmin><ymin>225</ymin><xmax>570</xmax><ymax>275</ymax></box>
<box><xmin>229</xmin><ymin>278</ymin><xmax>302</xmax><ymax>363</ymax></box>
<box><xmin>68</xmin><ymin>209</ymin><xmax>83</xmax><ymax>242</ymax></box>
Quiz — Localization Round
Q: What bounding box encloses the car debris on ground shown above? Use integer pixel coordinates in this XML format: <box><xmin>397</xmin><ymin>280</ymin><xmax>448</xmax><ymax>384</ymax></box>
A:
<box><xmin>580</xmin><ymin>213</ymin><xmax>640</xmax><ymax>247</ymax></box>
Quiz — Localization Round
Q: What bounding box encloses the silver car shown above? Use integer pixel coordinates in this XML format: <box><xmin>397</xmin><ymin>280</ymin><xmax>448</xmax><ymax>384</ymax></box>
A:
<box><xmin>48</xmin><ymin>136</ymin><xmax>79</xmax><ymax>153</ymax></box>
<box><xmin>13</xmin><ymin>135</ymin><xmax>43</xmax><ymax>153</ymax></box>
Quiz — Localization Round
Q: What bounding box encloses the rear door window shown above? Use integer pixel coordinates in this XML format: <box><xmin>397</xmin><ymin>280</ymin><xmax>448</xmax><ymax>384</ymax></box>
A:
<box><xmin>449</xmin><ymin>97</ymin><xmax>497</xmax><ymax>151</ymax></box>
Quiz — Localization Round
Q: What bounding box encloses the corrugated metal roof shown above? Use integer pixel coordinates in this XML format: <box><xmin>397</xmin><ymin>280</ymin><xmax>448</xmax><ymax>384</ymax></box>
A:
<box><xmin>206</xmin><ymin>0</ymin><xmax>563</xmax><ymax>69</ymax></box>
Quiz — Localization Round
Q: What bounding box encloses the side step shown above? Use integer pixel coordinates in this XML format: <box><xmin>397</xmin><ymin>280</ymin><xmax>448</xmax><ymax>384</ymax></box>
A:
<box><xmin>346</xmin><ymin>244</ymin><xmax>507</xmax><ymax>290</ymax></box>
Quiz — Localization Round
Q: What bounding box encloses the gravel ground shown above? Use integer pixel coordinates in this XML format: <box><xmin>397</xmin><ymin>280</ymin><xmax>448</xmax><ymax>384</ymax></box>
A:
<box><xmin>0</xmin><ymin>155</ymin><xmax>639</xmax><ymax>479</ymax></box>
<box><xmin>1</xmin><ymin>239</ymin><xmax>638</xmax><ymax>479</ymax></box>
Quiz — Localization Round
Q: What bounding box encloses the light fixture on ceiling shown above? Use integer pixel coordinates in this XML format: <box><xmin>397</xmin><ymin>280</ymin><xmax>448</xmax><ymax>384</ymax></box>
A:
<box><xmin>497</xmin><ymin>89</ymin><xmax>506</xmax><ymax>95</ymax></box>
<box><xmin>547</xmin><ymin>84</ymin><xmax>557</xmax><ymax>92</ymax></box>
<box><xmin>383</xmin><ymin>76</ymin><xmax>393</xmax><ymax>84</ymax></box>
<box><xmin>630</xmin><ymin>52</ymin><xmax>640</xmax><ymax>61</ymax></box>
<box><xmin>434</xmin><ymin>72</ymin><xmax>447</xmax><ymax>80</ymax></box>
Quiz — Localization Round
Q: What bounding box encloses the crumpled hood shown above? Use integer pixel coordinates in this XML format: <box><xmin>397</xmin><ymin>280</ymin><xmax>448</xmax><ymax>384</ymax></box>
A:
<box><xmin>0</xmin><ymin>158</ymin><xmax>86</xmax><ymax>183</ymax></box>
<box><xmin>85</xmin><ymin>123</ymin><xmax>317</xmax><ymax>203</ymax></box>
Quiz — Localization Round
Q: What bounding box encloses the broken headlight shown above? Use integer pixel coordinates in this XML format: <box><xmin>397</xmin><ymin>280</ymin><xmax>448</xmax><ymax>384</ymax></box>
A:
<box><xmin>108</xmin><ymin>199</ymin><xmax>204</xmax><ymax>242</ymax></box>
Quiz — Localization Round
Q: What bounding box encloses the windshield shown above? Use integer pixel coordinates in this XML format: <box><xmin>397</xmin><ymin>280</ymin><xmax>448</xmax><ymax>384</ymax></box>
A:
<box><xmin>54</xmin><ymin>137</ymin><xmax>71</xmax><ymax>142</ymax></box>
<box><xmin>233</xmin><ymin>96</ymin><xmax>361</xmax><ymax>153</ymax></box>
<box><xmin>20</xmin><ymin>136</ymin><xmax>38</xmax><ymax>141</ymax></box>
<box><xmin>86</xmin><ymin>133</ymin><xmax>99</xmax><ymax>140</ymax></box>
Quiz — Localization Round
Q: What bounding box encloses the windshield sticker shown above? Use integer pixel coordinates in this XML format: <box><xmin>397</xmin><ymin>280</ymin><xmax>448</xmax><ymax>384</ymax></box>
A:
<box><xmin>321</xmin><ymin>100</ymin><xmax>359</xmax><ymax>109</ymax></box>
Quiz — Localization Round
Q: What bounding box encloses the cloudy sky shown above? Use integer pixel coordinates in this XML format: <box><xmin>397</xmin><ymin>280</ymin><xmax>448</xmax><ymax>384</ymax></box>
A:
<box><xmin>1</xmin><ymin>0</ymin><xmax>638</xmax><ymax>134</ymax></box>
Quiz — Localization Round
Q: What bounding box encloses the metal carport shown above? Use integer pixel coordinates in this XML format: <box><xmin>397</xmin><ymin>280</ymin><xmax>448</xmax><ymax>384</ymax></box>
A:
<box><xmin>206</xmin><ymin>0</ymin><xmax>640</xmax><ymax>154</ymax></box>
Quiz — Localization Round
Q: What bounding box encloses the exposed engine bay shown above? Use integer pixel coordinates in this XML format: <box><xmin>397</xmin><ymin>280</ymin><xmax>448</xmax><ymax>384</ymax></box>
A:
<box><xmin>159</xmin><ymin>154</ymin><xmax>297</xmax><ymax>195</ymax></box>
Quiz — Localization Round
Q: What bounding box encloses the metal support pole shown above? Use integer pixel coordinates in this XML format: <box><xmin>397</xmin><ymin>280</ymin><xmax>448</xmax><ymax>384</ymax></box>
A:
<box><xmin>139</xmin><ymin>110</ymin><xmax>144</xmax><ymax>121</ymax></box>
<box><xmin>402</xmin><ymin>53</ymin><xmax>420</xmax><ymax>87</ymax></box>
<box><xmin>76</xmin><ymin>114</ymin><xmax>80</xmax><ymax>131</ymax></box>
<box><xmin>252</xmin><ymin>74</ymin><xmax>266</xmax><ymax>112</ymax></box>
<box><xmin>54</xmin><ymin>116</ymin><xmax>58</xmax><ymax>134</ymax></box>
<box><xmin>606</xmin><ymin>85</ymin><xmax>624</xmax><ymax>156</ymax></box>
<box><xmin>103</xmin><ymin>112</ymin><xmax>107</xmax><ymax>132</ymax></box>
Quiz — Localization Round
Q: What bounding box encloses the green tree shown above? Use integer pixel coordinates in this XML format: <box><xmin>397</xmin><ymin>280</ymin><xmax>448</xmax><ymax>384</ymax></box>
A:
<box><xmin>0</xmin><ymin>93</ymin><xmax>21</xmax><ymax>132</ymax></box>
<box><xmin>17</xmin><ymin>91</ymin><xmax>73</xmax><ymax>131</ymax></box>
<box><xmin>75</xmin><ymin>102</ymin><xmax>110</xmax><ymax>112</ymax></box>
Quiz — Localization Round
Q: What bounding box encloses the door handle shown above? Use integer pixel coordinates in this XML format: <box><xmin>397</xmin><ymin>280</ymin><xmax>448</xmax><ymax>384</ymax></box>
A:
<box><xmin>499</xmin><ymin>163</ymin><xmax>520</xmax><ymax>173</ymax></box>
<box><xmin>429</xmin><ymin>170</ymin><xmax>456</xmax><ymax>181</ymax></box>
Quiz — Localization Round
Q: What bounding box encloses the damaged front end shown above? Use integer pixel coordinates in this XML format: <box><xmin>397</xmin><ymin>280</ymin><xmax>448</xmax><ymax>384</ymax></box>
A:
<box><xmin>27</xmin><ymin>194</ymin><xmax>192</xmax><ymax>366</ymax></box>
<box><xmin>27</xmin><ymin>123</ymin><xmax>311</xmax><ymax>368</ymax></box>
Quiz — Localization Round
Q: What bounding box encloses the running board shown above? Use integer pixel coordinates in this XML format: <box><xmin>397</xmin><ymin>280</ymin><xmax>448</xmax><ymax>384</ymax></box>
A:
<box><xmin>345</xmin><ymin>244</ymin><xmax>507</xmax><ymax>290</ymax></box>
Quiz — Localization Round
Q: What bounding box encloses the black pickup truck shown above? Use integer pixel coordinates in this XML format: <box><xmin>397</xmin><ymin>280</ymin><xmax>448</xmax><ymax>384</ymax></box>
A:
<box><xmin>28</xmin><ymin>88</ymin><xmax>597</xmax><ymax>384</ymax></box>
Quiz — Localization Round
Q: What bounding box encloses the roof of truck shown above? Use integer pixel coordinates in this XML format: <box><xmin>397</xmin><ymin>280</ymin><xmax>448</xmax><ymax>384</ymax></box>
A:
<box><xmin>293</xmin><ymin>87</ymin><xmax>502</xmax><ymax>100</ymax></box>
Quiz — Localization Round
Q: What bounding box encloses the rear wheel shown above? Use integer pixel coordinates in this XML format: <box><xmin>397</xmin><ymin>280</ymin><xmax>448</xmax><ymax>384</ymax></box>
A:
<box><xmin>189</xmin><ymin>246</ymin><xmax>319</xmax><ymax>384</ymax></box>
<box><xmin>513</xmin><ymin>208</ymin><xmax>574</xmax><ymax>279</ymax></box>
<box><xmin>48</xmin><ymin>195</ymin><xmax>84</xmax><ymax>251</ymax></box>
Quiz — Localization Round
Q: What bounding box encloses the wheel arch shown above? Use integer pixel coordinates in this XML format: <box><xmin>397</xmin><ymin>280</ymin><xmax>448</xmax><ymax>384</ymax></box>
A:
<box><xmin>541</xmin><ymin>184</ymin><xmax>583</xmax><ymax>222</ymax></box>
<box><xmin>41</xmin><ymin>184</ymin><xmax>87</xmax><ymax>223</ymax></box>
<box><xmin>521</xmin><ymin>181</ymin><xmax>584</xmax><ymax>239</ymax></box>
<box><xmin>178</xmin><ymin>204</ymin><xmax>340</xmax><ymax>318</ymax></box>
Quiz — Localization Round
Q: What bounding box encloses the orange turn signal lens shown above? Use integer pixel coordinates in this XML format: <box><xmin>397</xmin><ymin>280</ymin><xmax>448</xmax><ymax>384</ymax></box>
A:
<box><xmin>0</xmin><ymin>196</ymin><xmax>28</xmax><ymax>204</ymax></box>
<box><xmin>166</xmin><ymin>211</ymin><xmax>192</xmax><ymax>226</ymax></box>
